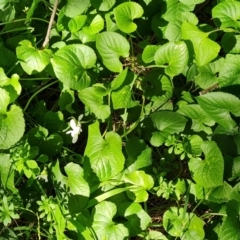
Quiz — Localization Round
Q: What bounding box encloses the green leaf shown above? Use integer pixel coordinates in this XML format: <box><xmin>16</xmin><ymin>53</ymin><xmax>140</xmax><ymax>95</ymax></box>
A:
<box><xmin>84</xmin><ymin>121</ymin><xmax>125</xmax><ymax>181</ymax></box>
<box><xmin>218</xmin><ymin>54</ymin><xmax>240</xmax><ymax>87</ymax></box>
<box><xmin>196</xmin><ymin>92</ymin><xmax>240</xmax><ymax>129</ymax></box>
<box><xmin>82</xmin><ymin>14</ymin><xmax>104</xmax><ymax>35</ymax></box>
<box><xmin>150</xmin><ymin>131</ymin><xmax>166</xmax><ymax>147</ymax></box>
<box><xmin>124</xmin><ymin>171</ymin><xmax>154</xmax><ymax>202</ymax></box>
<box><xmin>96</xmin><ymin>32</ymin><xmax>130</xmax><ymax>72</ymax></box>
<box><xmin>112</xmin><ymin>85</ymin><xmax>138</xmax><ymax>109</ymax></box>
<box><xmin>154</xmin><ymin>41</ymin><xmax>189</xmax><ymax>77</ymax></box>
<box><xmin>16</xmin><ymin>40</ymin><xmax>52</xmax><ymax>75</ymax></box>
<box><xmin>118</xmin><ymin>202</ymin><xmax>151</xmax><ymax>236</ymax></box>
<box><xmin>212</xmin><ymin>1</ymin><xmax>240</xmax><ymax>29</ymax></box>
<box><xmin>163</xmin><ymin>207</ymin><xmax>205</xmax><ymax>239</ymax></box>
<box><xmin>125</xmin><ymin>137</ymin><xmax>152</xmax><ymax>172</ymax></box>
<box><xmin>142</xmin><ymin>45</ymin><xmax>160</xmax><ymax>64</ymax></box>
<box><xmin>52</xmin><ymin>161</ymin><xmax>89</xmax><ymax>197</ymax></box>
<box><xmin>114</xmin><ymin>2</ymin><xmax>144</xmax><ymax>33</ymax></box>
<box><xmin>188</xmin><ymin>141</ymin><xmax>224</xmax><ymax>188</ymax></box>
<box><xmin>64</xmin><ymin>162</ymin><xmax>90</xmax><ymax>197</ymax></box>
<box><xmin>0</xmin><ymin>88</ymin><xmax>10</xmax><ymax>113</ymax></box>
<box><xmin>0</xmin><ymin>154</ymin><xmax>17</xmax><ymax>193</ymax></box>
<box><xmin>181</xmin><ymin>22</ymin><xmax>220</xmax><ymax>66</ymax></box>
<box><xmin>51</xmin><ymin>44</ymin><xmax>96</xmax><ymax>90</ymax></box>
<box><xmin>62</xmin><ymin>0</ymin><xmax>90</xmax><ymax>18</ymax></box>
<box><xmin>179</xmin><ymin>0</ymin><xmax>204</xmax><ymax>5</ymax></box>
<box><xmin>165</xmin><ymin>12</ymin><xmax>198</xmax><ymax>42</ymax></box>
<box><xmin>195</xmin><ymin>58</ymin><xmax>224</xmax><ymax>89</ymax></box>
<box><xmin>79</xmin><ymin>85</ymin><xmax>110</xmax><ymax>121</ymax></box>
<box><xmin>58</xmin><ymin>89</ymin><xmax>75</xmax><ymax>113</ymax></box>
<box><xmin>91</xmin><ymin>0</ymin><xmax>116</xmax><ymax>11</ymax></box>
<box><xmin>177</xmin><ymin>104</ymin><xmax>215</xmax><ymax>134</ymax></box>
<box><xmin>0</xmin><ymin>105</ymin><xmax>25</xmax><ymax>150</ymax></box>
<box><xmin>150</xmin><ymin>111</ymin><xmax>187</xmax><ymax>134</ymax></box>
<box><xmin>68</xmin><ymin>15</ymin><xmax>87</xmax><ymax>33</ymax></box>
<box><xmin>0</xmin><ymin>46</ymin><xmax>17</xmax><ymax>73</ymax></box>
<box><xmin>145</xmin><ymin>231</ymin><xmax>168</xmax><ymax>240</ymax></box>
<box><xmin>3</xmin><ymin>73</ymin><xmax>21</xmax><ymax>103</ymax></box>
<box><xmin>219</xmin><ymin>200</ymin><xmax>240</xmax><ymax>240</ymax></box>
<box><xmin>92</xmin><ymin>201</ymin><xmax>129</xmax><ymax>240</ymax></box>
<box><xmin>221</xmin><ymin>33</ymin><xmax>240</xmax><ymax>54</ymax></box>
<box><xmin>110</xmin><ymin>68</ymin><xmax>128</xmax><ymax>90</ymax></box>
<box><xmin>162</xmin><ymin>0</ymin><xmax>193</xmax><ymax>22</ymax></box>
<box><xmin>208</xmin><ymin>181</ymin><xmax>232</xmax><ymax>203</ymax></box>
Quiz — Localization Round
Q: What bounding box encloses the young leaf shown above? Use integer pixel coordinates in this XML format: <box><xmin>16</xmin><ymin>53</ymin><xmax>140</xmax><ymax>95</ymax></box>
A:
<box><xmin>188</xmin><ymin>141</ymin><xmax>224</xmax><ymax>188</ymax></box>
<box><xmin>84</xmin><ymin>121</ymin><xmax>125</xmax><ymax>181</ymax></box>
<box><xmin>163</xmin><ymin>207</ymin><xmax>205</xmax><ymax>239</ymax></box>
<box><xmin>92</xmin><ymin>201</ymin><xmax>129</xmax><ymax>240</ymax></box>
<box><xmin>96</xmin><ymin>32</ymin><xmax>130</xmax><ymax>72</ymax></box>
<box><xmin>181</xmin><ymin>22</ymin><xmax>220</xmax><ymax>66</ymax></box>
<box><xmin>114</xmin><ymin>2</ymin><xmax>144</xmax><ymax>33</ymax></box>
<box><xmin>16</xmin><ymin>40</ymin><xmax>52</xmax><ymax>75</ymax></box>
<box><xmin>212</xmin><ymin>1</ymin><xmax>240</xmax><ymax>29</ymax></box>
<box><xmin>51</xmin><ymin>44</ymin><xmax>96</xmax><ymax>90</ymax></box>
<box><xmin>196</xmin><ymin>92</ymin><xmax>240</xmax><ymax>129</ymax></box>
<box><xmin>124</xmin><ymin>171</ymin><xmax>154</xmax><ymax>202</ymax></box>
<box><xmin>154</xmin><ymin>41</ymin><xmax>189</xmax><ymax>77</ymax></box>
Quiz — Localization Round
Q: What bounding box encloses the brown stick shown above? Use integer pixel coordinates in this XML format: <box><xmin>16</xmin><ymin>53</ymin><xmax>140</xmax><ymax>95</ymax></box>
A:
<box><xmin>199</xmin><ymin>83</ymin><xmax>219</xmax><ymax>95</ymax></box>
<box><xmin>42</xmin><ymin>0</ymin><xmax>59</xmax><ymax>49</ymax></box>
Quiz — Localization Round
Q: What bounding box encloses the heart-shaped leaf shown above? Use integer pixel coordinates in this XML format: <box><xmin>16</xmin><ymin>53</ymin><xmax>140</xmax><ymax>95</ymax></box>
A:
<box><xmin>188</xmin><ymin>141</ymin><xmax>224</xmax><ymax>188</ymax></box>
<box><xmin>212</xmin><ymin>1</ymin><xmax>240</xmax><ymax>29</ymax></box>
<box><xmin>114</xmin><ymin>2</ymin><xmax>143</xmax><ymax>33</ymax></box>
<box><xmin>92</xmin><ymin>201</ymin><xmax>129</xmax><ymax>240</ymax></box>
<box><xmin>84</xmin><ymin>121</ymin><xmax>125</xmax><ymax>181</ymax></box>
<box><xmin>154</xmin><ymin>41</ymin><xmax>189</xmax><ymax>77</ymax></box>
<box><xmin>16</xmin><ymin>40</ymin><xmax>52</xmax><ymax>75</ymax></box>
<box><xmin>51</xmin><ymin>44</ymin><xmax>96</xmax><ymax>90</ymax></box>
<box><xmin>96</xmin><ymin>31</ymin><xmax>130</xmax><ymax>72</ymax></box>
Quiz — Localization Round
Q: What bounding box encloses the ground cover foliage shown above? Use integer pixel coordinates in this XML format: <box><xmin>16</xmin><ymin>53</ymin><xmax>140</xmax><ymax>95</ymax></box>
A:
<box><xmin>0</xmin><ymin>0</ymin><xmax>240</xmax><ymax>239</ymax></box>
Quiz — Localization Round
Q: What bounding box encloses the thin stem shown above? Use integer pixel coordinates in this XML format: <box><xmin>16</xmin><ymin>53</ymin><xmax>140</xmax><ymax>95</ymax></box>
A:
<box><xmin>0</xmin><ymin>18</ymin><xmax>49</xmax><ymax>26</ymax></box>
<box><xmin>42</xmin><ymin>0</ymin><xmax>59</xmax><ymax>49</ymax></box>
<box><xmin>0</xmin><ymin>27</ymin><xmax>34</xmax><ymax>35</ymax></box>
<box><xmin>23</xmin><ymin>80</ymin><xmax>58</xmax><ymax>112</ymax></box>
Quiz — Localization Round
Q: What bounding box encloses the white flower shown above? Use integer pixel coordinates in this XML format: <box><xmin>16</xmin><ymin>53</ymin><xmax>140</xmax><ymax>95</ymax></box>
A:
<box><xmin>66</xmin><ymin>118</ymin><xmax>82</xmax><ymax>143</ymax></box>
